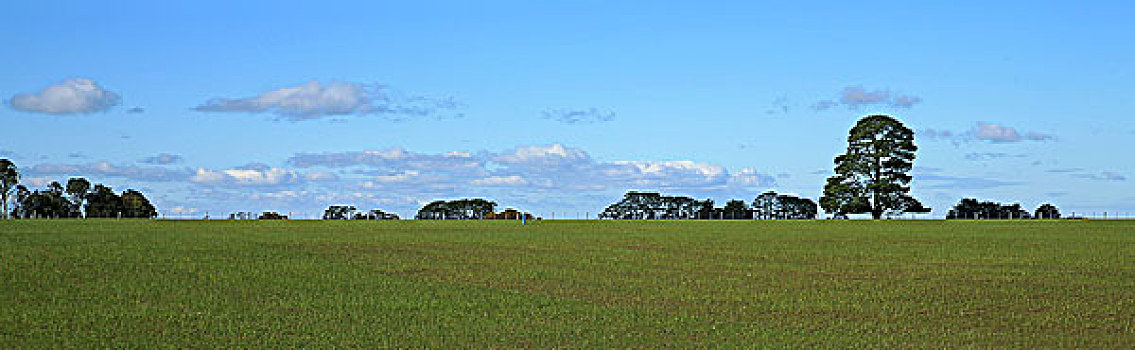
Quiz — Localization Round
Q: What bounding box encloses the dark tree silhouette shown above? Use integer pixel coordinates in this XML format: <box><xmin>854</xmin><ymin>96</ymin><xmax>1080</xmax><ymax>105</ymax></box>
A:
<box><xmin>323</xmin><ymin>205</ymin><xmax>356</xmax><ymax>220</ymax></box>
<box><xmin>121</xmin><ymin>189</ymin><xmax>157</xmax><ymax>218</ymax></box>
<box><xmin>85</xmin><ymin>184</ymin><xmax>124</xmax><ymax>218</ymax></box>
<box><xmin>66</xmin><ymin>177</ymin><xmax>91</xmax><ymax>217</ymax></box>
<box><xmin>821</xmin><ymin>115</ymin><xmax>926</xmax><ymax>219</ymax></box>
<box><xmin>946</xmin><ymin>198</ymin><xmax>1031</xmax><ymax>219</ymax></box>
<box><xmin>0</xmin><ymin>159</ymin><xmax>17</xmax><ymax>220</ymax></box>
<box><xmin>416</xmin><ymin>199</ymin><xmax>497</xmax><ymax>220</ymax></box>
<box><xmin>1035</xmin><ymin>203</ymin><xmax>1060</xmax><ymax>219</ymax></box>
<box><xmin>723</xmin><ymin>199</ymin><xmax>749</xmax><ymax>220</ymax></box>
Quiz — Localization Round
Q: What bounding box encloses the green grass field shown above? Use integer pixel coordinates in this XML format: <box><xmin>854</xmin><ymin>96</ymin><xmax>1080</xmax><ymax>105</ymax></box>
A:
<box><xmin>2</xmin><ymin>219</ymin><xmax>1133</xmax><ymax>347</ymax></box>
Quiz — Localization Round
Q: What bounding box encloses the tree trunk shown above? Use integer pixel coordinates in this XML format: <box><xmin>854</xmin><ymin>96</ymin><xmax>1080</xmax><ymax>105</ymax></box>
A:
<box><xmin>871</xmin><ymin>209</ymin><xmax>882</xmax><ymax>220</ymax></box>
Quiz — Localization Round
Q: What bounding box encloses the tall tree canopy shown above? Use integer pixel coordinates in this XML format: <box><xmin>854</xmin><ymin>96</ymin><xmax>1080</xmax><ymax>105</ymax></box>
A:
<box><xmin>821</xmin><ymin>115</ymin><xmax>926</xmax><ymax>219</ymax></box>
<box><xmin>0</xmin><ymin>159</ymin><xmax>17</xmax><ymax>220</ymax></box>
<box><xmin>120</xmin><ymin>189</ymin><xmax>157</xmax><ymax>218</ymax></box>
<box><xmin>66</xmin><ymin>177</ymin><xmax>91</xmax><ymax>217</ymax></box>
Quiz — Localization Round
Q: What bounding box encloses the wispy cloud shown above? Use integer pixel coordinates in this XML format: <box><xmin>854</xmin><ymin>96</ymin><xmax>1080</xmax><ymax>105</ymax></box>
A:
<box><xmin>920</xmin><ymin>122</ymin><xmax>1055</xmax><ymax>144</ymax></box>
<box><xmin>543</xmin><ymin>108</ymin><xmax>616</xmax><ymax>124</ymax></box>
<box><xmin>973</xmin><ymin>122</ymin><xmax>1054</xmax><ymax>143</ymax></box>
<box><xmin>193</xmin><ymin>80</ymin><xmax>460</xmax><ymax>121</ymax></box>
<box><xmin>813</xmin><ymin>86</ymin><xmax>923</xmax><ymax>111</ymax></box>
<box><xmin>964</xmin><ymin>152</ymin><xmax>1026</xmax><ymax>161</ymax></box>
<box><xmin>1070</xmin><ymin>171</ymin><xmax>1126</xmax><ymax>181</ymax></box>
<box><xmin>8</xmin><ymin>78</ymin><xmax>121</xmax><ymax>114</ymax></box>
<box><xmin>140</xmin><ymin>153</ymin><xmax>184</xmax><ymax>165</ymax></box>
<box><xmin>27</xmin><ymin>161</ymin><xmax>192</xmax><ymax>182</ymax></box>
<box><xmin>916</xmin><ymin>173</ymin><xmax>1021</xmax><ymax>190</ymax></box>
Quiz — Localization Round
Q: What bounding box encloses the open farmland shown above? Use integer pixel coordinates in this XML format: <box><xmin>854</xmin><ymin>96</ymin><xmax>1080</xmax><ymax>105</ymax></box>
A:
<box><xmin>2</xmin><ymin>220</ymin><xmax>1134</xmax><ymax>347</ymax></box>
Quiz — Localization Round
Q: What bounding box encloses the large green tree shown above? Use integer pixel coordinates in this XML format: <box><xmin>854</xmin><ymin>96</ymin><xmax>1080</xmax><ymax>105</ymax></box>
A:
<box><xmin>120</xmin><ymin>189</ymin><xmax>157</xmax><ymax>218</ymax></box>
<box><xmin>820</xmin><ymin>115</ymin><xmax>927</xmax><ymax>219</ymax></box>
<box><xmin>66</xmin><ymin>177</ymin><xmax>91</xmax><ymax>217</ymax></box>
<box><xmin>0</xmin><ymin>159</ymin><xmax>17</xmax><ymax>219</ymax></box>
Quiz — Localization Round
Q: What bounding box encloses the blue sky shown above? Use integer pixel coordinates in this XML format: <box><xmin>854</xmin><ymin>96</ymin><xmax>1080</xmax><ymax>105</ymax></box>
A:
<box><xmin>2</xmin><ymin>0</ymin><xmax>1133</xmax><ymax>218</ymax></box>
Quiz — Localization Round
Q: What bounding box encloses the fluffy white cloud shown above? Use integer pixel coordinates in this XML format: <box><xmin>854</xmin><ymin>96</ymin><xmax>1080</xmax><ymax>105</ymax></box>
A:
<box><xmin>193</xmin><ymin>81</ymin><xmax>459</xmax><ymax>121</ymax></box>
<box><xmin>493</xmin><ymin>144</ymin><xmax>590</xmax><ymax>166</ymax></box>
<box><xmin>189</xmin><ymin>165</ymin><xmax>301</xmax><ymax>186</ymax></box>
<box><xmin>9</xmin><ymin>78</ymin><xmax>121</xmax><ymax>114</ymax></box>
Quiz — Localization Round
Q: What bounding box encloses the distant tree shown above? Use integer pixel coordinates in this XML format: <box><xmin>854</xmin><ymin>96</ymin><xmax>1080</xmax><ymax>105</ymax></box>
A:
<box><xmin>85</xmin><ymin>184</ymin><xmax>124</xmax><ymax>218</ymax></box>
<box><xmin>723</xmin><ymin>199</ymin><xmax>749</xmax><ymax>219</ymax></box>
<box><xmin>416</xmin><ymin>198</ymin><xmax>497</xmax><ymax>220</ymax></box>
<box><xmin>353</xmin><ymin>209</ymin><xmax>399</xmax><ymax>220</ymax></box>
<box><xmin>753</xmin><ymin>191</ymin><xmax>780</xmax><ymax>220</ymax></box>
<box><xmin>697</xmin><ymin>199</ymin><xmax>715</xmax><ymax>220</ymax></box>
<box><xmin>821</xmin><ymin>115</ymin><xmax>926</xmax><ymax>219</ymax></box>
<box><xmin>120</xmin><ymin>189</ymin><xmax>157</xmax><ymax>218</ymax></box>
<box><xmin>14</xmin><ymin>184</ymin><xmax>72</xmax><ymax>219</ymax></box>
<box><xmin>11</xmin><ymin>185</ymin><xmax>29</xmax><ymax>218</ymax></box>
<box><xmin>0</xmin><ymin>159</ymin><xmax>17</xmax><ymax>220</ymax></box>
<box><xmin>946</xmin><ymin>198</ymin><xmax>1030</xmax><ymax>220</ymax></box>
<box><xmin>1034</xmin><ymin>203</ymin><xmax>1061</xmax><ymax>220</ymax></box>
<box><xmin>323</xmin><ymin>205</ymin><xmax>356</xmax><ymax>220</ymax></box>
<box><xmin>66</xmin><ymin>177</ymin><xmax>91</xmax><ymax>217</ymax></box>
<box><xmin>259</xmin><ymin>212</ymin><xmax>287</xmax><ymax>220</ymax></box>
<box><xmin>778</xmin><ymin>195</ymin><xmax>818</xmax><ymax>220</ymax></box>
<box><xmin>599</xmin><ymin>192</ymin><xmax>714</xmax><ymax>220</ymax></box>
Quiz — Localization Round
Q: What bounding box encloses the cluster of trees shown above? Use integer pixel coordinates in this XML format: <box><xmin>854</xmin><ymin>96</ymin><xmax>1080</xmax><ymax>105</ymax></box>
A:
<box><xmin>598</xmin><ymin>191</ymin><xmax>817</xmax><ymax>220</ymax></box>
<box><xmin>1</xmin><ymin>159</ymin><xmax>156</xmax><ymax>219</ymax></box>
<box><xmin>946</xmin><ymin>199</ymin><xmax>1061</xmax><ymax>220</ymax></box>
<box><xmin>323</xmin><ymin>205</ymin><xmax>400</xmax><ymax>220</ymax></box>
<box><xmin>752</xmin><ymin>191</ymin><xmax>818</xmax><ymax>220</ymax></box>
<box><xmin>599</xmin><ymin>192</ymin><xmax>709</xmax><ymax>220</ymax></box>
<box><xmin>416</xmin><ymin>199</ymin><xmax>498</xmax><ymax>220</ymax></box>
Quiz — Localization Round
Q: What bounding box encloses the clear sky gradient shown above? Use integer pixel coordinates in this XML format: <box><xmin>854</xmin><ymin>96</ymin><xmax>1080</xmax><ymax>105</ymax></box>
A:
<box><xmin>2</xmin><ymin>1</ymin><xmax>1133</xmax><ymax>218</ymax></box>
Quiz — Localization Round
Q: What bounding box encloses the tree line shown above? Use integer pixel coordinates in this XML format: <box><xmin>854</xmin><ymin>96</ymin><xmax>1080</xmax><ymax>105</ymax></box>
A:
<box><xmin>598</xmin><ymin>191</ymin><xmax>818</xmax><ymax>220</ymax></box>
<box><xmin>946</xmin><ymin>198</ymin><xmax>1062</xmax><ymax>220</ymax></box>
<box><xmin>0</xmin><ymin>159</ymin><xmax>156</xmax><ymax>219</ymax></box>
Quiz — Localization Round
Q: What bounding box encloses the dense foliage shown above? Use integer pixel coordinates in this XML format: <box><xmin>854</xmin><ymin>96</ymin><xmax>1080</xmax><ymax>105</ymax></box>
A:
<box><xmin>416</xmin><ymin>199</ymin><xmax>497</xmax><ymax>220</ymax></box>
<box><xmin>946</xmin><ymin>198</ymin><xmax>1032</xmax><ymax>219</ymax></box>
<box><xmin>821</xmin><ymin>115</ymin><xmax>928</xmax><ymax>219</ymax></box>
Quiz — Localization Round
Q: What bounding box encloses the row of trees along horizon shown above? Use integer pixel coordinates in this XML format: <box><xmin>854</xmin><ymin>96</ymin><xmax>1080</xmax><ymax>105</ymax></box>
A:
<box><xmin>0</xmin><ymin>168</ymin><xmax>156</xmax><ymax>219</ymax></box>
<box><xmin>0</xmin><ymin>115</ymin><xmax>1068</xmax><ymax>221</ymax></box>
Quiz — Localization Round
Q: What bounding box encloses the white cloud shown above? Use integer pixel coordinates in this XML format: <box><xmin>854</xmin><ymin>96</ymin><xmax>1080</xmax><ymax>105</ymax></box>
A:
<box><xmin>813</xmin><ymin>85</ymin><xmax>923</xmax><ymax>110</ymax></box>
<box><xmin>470</xmin><ymin>175</ymin><xmax>529</xmax><ymax>186</ymax></box>
<box><xmin>921</xmin><ymin>122</ymin><xmax>1055</xmax><ymax>144</ymax></box>
<box><xmin>9</xmin><ymin>78</ymin><xmax>121</xmax><ymax>114</ymax></box>
<box><xmin>840</xmin><ymin>86</ymin><xmax>891</xmax><ymax>106</ymax></box>
<box><xmin>193</xmin><ymin>80</ymin><xmax>459</xmax><ymax>121</ymax></box>
<box><xmin>494</xmin><ymin>144</ymin><xmax>590</xmax><ymax>166</ymax></box>
<box><xmin>973</xmin><ymin>122</ymin><xmax>1055</xmax><ymax>143</ymax></box>
<box><xmin>189</xmin><ymin>166</ymin><xmax>301</xmax><ymax>186</ymax></box>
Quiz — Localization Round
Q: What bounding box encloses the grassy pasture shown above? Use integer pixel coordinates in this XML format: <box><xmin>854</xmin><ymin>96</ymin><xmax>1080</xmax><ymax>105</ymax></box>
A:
<box><xmin>2</xmin><ymin>219</ymin><xmax>1134</xmax><ymax>347</ymax></box>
